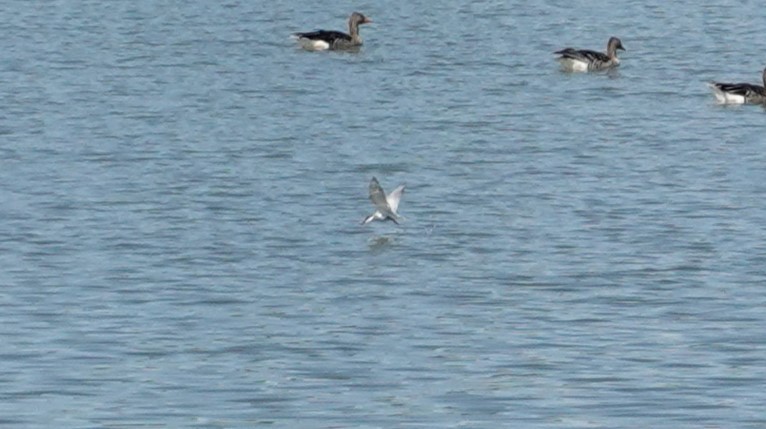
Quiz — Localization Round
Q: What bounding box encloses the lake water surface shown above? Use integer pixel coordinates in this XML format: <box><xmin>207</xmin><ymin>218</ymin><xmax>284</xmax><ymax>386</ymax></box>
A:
<box><xmin>1</xmin><ymin>0</ymin><xmax>765</xmax><ymax>428</ymax></box>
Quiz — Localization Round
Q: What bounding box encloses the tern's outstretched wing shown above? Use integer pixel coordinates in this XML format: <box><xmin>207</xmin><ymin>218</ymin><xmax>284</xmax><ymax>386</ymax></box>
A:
<box><xmin>369</xmin><ymin>177</ymin><xmax>395</xmax><ymax>217</ymax></box>
<box><xmin>386</xmin><ymin>185</ymin><xmax>405</xmax><ymax>214</ymax></box>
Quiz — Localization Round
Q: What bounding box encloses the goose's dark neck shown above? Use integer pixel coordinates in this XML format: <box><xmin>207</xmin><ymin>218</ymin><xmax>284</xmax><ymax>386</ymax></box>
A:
<box><xmin>348</xmin><ymin>20</ymin><xmax>360</xmax><ymax>41</ymax></box>
<box><xmin>607</xmin><ymin>44</ymin><xmax>617</xmax><ymax>59</ymax></box>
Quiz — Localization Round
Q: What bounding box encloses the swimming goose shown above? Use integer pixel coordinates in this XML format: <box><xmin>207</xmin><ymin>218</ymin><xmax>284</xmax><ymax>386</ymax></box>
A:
<box><xmin>708</xmin><ymin>68</ymin><xmax>766</xmax><ymax>104</ymax></box>
<box><xmin>293</xmin><ymin>12</ymin><xmax>372</xmax><ymax>51</ymax></box>
<box><xmin>555</xmin><ymin>37</ymin><xmax>625</xmax><ymax>71</ymax></box>
<box><xmin>362</xmin><ymin>177</ymin><xmax>405</xmax><ymax>225</ymax></box>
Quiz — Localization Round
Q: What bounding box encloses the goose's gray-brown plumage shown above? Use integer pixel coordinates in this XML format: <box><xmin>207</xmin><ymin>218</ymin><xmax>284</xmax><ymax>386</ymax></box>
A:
<box><xmin>555</xmin><ymin>37</ymin><xmax>625</xmax><ymax>71</ymax></box>
<box><xmin>708</xmin><ymin>68</ymin><xmax>766</xmax><ymax>104</ymax></box>
<box><xmin>294</xmin><ymin>12</ymin><xmax>372</xmax><ymax>51</ymax></box>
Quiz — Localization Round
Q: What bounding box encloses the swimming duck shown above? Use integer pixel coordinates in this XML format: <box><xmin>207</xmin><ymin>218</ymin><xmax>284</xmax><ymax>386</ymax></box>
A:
<box><xmin>293</xmin><ymin>12</ymin><xmax>372</xmax><ymax>51</ymax></box>
<box><xmin>555</xmin><ymin>37</ymin><xmax>625</xmax><ymax>71</ymax></box>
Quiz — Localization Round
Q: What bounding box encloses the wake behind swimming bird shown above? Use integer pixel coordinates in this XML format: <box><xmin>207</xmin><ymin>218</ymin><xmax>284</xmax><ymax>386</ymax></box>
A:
<box><xmin>362</xmin><ymin>177</ymin><xmax>405</xmax><ymax>225</ymax></box>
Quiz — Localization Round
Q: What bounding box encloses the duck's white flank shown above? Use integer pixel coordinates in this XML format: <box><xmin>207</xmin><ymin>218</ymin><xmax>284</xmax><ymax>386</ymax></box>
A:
<box><xmin>298</xmin><ymin>38</ymin><xmax>330</xmax><ymax>51</ymax></box>
<box><xmin>559</xmin><ymin>58</ymin><xmax>590</xmax><ymax>72</ymax></box>
<box><xmin>707</xmin><ymin>84</ymin><xmax>746</xmax><ymax>104</ymax></box>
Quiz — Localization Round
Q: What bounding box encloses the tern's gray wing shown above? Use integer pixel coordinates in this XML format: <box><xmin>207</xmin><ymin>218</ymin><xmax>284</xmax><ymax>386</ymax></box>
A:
<box><xmin>369</xmin><ymin>177</ymin><xmax>395</xmax><ymax>217</ymax></box>
<box><xmin>386</xmin><ymin>185</ymin><xmax>405</xmax><ymax>214</ymax></box>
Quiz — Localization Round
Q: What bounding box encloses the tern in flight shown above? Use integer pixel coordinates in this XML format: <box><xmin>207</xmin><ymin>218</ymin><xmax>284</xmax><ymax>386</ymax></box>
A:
<box><xmin>362</xmin><ymin>177</ymin><xmax>405</xmax><ymax>225</ymax></box>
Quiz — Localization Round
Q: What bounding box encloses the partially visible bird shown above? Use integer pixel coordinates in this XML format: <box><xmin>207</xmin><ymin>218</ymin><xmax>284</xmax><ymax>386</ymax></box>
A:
<box><xmin>362</xmin><ymin>177</ymin><xmax>405</xmax><ymax>225</ymax></box>
<box><xmin>708</xmin><ymin>68</ymin><xmax>766</xmax><ymax>104</ymax></box>
<box><xmin>293</xmin><ymin>12</ymin><xmax>372</xmax><ymax>51</ymax></box>
<box><xmin>555</xmin><ymin>37</ymin><xmax>625</xmax><ymax>72</ymax></box>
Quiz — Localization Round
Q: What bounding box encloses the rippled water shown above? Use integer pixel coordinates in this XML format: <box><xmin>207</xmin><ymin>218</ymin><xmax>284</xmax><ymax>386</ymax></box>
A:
<box><xmin>2</xmin><ymin>1</ymin><xmax>765</xmax><ymax>428</ymax></box>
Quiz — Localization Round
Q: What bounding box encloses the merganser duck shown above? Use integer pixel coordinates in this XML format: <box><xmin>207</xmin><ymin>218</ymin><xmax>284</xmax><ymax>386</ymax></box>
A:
<box><xmin>555</xmin><ymin>37</ymin><xmax>625</xmax><ymax>72</ymax></box>
<box><xmin>708</xmin><ymin>68</ymin><xmax>766</xmax><ymax>104</ymax></box>
<box><xmin>362</xmin><ymin>177</ymin><xmax>405</xmax><ymax>225</ymax></box>
<box><xmin>293</xmin><ymin>12</ymin><xmax>372</xmax><ymax>51</ymax></box>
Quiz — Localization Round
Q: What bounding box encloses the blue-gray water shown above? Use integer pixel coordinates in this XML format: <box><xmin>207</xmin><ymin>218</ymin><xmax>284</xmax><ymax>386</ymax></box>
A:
<box><xmin>1</xmin><ymin>1</ymin><xmax>765</xmax><ymax>428</ymax></box>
